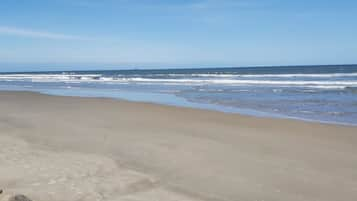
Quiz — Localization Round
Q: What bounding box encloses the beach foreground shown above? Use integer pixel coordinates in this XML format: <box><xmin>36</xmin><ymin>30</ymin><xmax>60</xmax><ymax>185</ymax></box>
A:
<box><xmin>0</xmin><ymin>91</ymin><xmax>356</xmax><ymax>201</ymax></box>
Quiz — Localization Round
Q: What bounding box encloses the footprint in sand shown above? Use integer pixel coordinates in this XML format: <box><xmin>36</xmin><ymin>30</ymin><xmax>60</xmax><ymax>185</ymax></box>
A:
<box><xmin>9</xmin><ymin>194</ymin><xmax>32</xmax><ymax>201</ymax></box>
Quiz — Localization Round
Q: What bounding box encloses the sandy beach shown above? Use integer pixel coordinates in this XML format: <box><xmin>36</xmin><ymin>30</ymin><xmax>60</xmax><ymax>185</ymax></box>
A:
<box><xmin>0</xmin><ymin>91</ymin><xmax>357</xmax><ymax>201</ymax></box>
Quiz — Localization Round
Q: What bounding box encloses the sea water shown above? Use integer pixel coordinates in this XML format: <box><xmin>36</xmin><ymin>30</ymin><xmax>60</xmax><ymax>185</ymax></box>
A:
<box><xmin>1</xmin><ymin>65</ymin><xmax>356</xmax><ymax>125</ymax></box>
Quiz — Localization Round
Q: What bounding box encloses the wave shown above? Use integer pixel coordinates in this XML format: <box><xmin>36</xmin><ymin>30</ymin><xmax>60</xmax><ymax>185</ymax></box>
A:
<box><xmin>230</xmin><ymin>72</ymin><xmax>357</xmax><ymax>78</ymax></box>
<box><xmin>0</xmin><ymin>74</ymin><xmax>356</xmax><ymax>89</ymax></box>
<box><xmin>0</xmin><ymin>74</ymin><xmax>101</xmax><ymax>81</ymax></box>
<box><xmin>111</xmin><ymin>72</ymin><xmax>357</xmax><ymax>78</ymax></box>
<box><xmin>1</xmin><ymin>72</ymin><xmax>357</xmax><ymax>80</ymax></box>
<box><xmin>112</xmin><ymin>72</ymin><xmax>357</xmax><ymax>78</ymax></box>
<box><xmin>126</xmin><ymin>72</ymin><xmax>357</xmax><ymax>78</ymax></box>
<box><xmin>167</xmin><ymin>72</ymin><xmax>357</xmax><ymax>78</ymax></box>
<box><xmin>118</xmin><ymin>77</ymin><xmax>357</xmax><ymax>86</ymax></box>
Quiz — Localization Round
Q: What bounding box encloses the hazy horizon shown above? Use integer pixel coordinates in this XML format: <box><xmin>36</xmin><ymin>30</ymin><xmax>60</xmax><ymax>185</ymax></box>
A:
<box><xmin>0</xmin><ymin>63</ymin><xmax>356</xmax><ymax>73</ymax></box>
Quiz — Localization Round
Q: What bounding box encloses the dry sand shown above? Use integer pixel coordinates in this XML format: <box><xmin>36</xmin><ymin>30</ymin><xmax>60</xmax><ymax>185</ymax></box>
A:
<box><xmin>0</xmin><ymin>91</ymin><xmax>356</xmax><ymax>201</ymax></box>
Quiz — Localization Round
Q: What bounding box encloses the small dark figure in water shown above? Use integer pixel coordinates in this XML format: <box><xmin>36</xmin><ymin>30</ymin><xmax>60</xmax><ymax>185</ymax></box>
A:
<box><xmin>0</xmin><ymin>189</ymin><xmax>3</xmax><ymax>194</ymax></box>
<box><xmin>8</xmin><ymin>195</ymin><xmax>32</xmax><ymax>201</ymax></box>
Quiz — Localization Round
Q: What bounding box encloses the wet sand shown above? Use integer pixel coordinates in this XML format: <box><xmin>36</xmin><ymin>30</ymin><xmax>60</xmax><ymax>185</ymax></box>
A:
<box><xmin>0</xmin><ymin>91</ymin><xmax>357</xmax><ymax>201</ymax></box>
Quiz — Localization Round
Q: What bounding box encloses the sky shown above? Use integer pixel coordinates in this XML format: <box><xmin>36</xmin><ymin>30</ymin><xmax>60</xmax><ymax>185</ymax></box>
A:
<box><xmin>0</xmin><ymin>0</ymin><xmax>356</xmax><ymax>72</ymax></box>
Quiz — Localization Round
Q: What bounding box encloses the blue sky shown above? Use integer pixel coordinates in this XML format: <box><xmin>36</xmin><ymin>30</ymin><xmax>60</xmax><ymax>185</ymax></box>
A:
<box><xmin>0</xmin><ymin>0</ymin><xmax>356</xmax><ymax>71</ymax></box>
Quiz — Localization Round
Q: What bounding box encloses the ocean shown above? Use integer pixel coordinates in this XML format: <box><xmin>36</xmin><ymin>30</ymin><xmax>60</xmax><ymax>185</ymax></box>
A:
<box><xmin>1</xmin><ymin>65</ymin><xmax>357</xmax><ymax>125</ymax></box>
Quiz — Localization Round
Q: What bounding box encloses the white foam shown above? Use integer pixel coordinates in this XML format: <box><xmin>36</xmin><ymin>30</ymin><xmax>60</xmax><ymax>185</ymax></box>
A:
<box><xmin>118</xmin><ymin>77</ymin><xmax>357</xmax><ymax>86</ymax></box>
<box><xmin>3</xmin><ymin>72</ymin><xmax>356</xmax><ymax>82</ymax></box>
<box><xmin>166</xmin><ymin>72</ymin><xmax>357</xmax><ymax>78</ymax></box>
<box><xmin>1</xmin><ymin>74</ymin><xmax>356</xmax><ymax>89</ymax></box>
<box><xmin>234</xmin><ymin>72</ymin><xmax>357</xmax><ymax>78</ymax></box>
<box><xmin>0</xmin><ymin>74</ymin><xmax>102</xmax><ymax>82</ymax></box>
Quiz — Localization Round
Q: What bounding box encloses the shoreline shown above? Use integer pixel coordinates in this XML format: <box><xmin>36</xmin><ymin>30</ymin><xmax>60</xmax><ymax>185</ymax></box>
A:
<box><xmin>40</xmin><ymin>91</ymin><xmax>357</xmax><ymax>127</ymax></box>
<box><xmin>1</xmin><ymin>91</ymin><xmax>357</xmax><ymax>201</ymax></box>
<box><xmin>39</xmin><ymin>90</ymin><xmax>357</xmax><ymax>127</ymax></box>
<box><xmin>2</xmin><ymin>89</ymin><xmax>357</xmax><ymax>127</ymax></box>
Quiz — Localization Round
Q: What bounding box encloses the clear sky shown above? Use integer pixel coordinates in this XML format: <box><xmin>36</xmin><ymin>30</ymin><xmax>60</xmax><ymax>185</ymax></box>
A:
<box><xmin>0</xmin><ymin>0</ymin><xmax>356</xmax><ymax>72</ymax></box>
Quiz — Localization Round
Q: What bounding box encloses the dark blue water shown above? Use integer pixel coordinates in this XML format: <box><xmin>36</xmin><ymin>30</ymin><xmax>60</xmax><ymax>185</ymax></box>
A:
<box><xmin>1</xmin><ymin>65</ymin><xmax>357</xmax><ymax>125</ymax></box>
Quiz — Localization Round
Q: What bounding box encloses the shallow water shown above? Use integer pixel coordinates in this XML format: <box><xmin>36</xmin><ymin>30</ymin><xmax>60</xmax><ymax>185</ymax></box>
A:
<box><xmin>1</xmin><ymin>65</ymin><xmax>357</xmax><ymax>125</ymax></box>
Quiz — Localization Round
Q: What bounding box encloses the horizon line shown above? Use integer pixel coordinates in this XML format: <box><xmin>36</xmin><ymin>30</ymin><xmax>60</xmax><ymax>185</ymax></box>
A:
<box><xmin>0</xmin><ymin>63</ymin><xmax>356</xmax><ymax>74</ymax></box>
